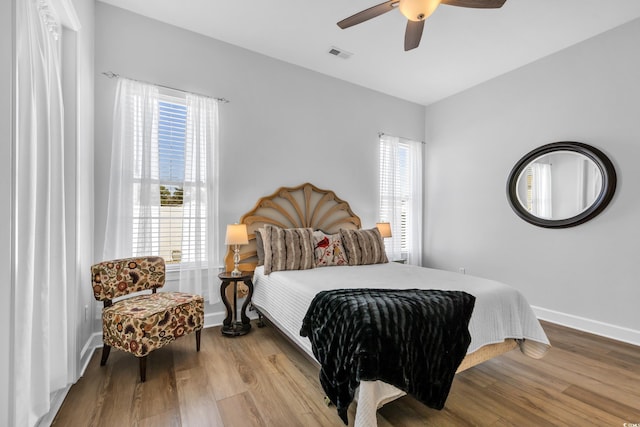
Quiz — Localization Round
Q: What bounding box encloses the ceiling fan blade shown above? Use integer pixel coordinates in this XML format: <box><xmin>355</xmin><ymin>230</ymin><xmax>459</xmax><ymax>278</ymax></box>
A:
<box><xmin>404</xmin><ymin>19</ymin><xmax>425</xmax><ymax>51</ymax></box>
<box><xmin>441</xmin><ymin>0</ymin><xmax>507</xmax><ymax>8</ymax></box>
<box><xmin>337</xmin><ymin>0</ymin><xmax>399</xmax><ymax>29</ymax></box>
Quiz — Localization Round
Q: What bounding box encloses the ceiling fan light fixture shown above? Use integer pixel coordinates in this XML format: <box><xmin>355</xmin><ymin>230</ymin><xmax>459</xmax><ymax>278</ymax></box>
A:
<box><xmin>398</xmin><ymin>0</ymin><xmax>441</xmax><ymax>21</ymax></box>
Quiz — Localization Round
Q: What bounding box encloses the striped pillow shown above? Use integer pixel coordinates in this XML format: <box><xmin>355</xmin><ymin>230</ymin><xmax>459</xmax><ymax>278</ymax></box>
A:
<box><xmin>340</xmin><ymin>228</ymin><xmax>389</xmax><ymax>266</ymax></box>
<box><xmin>255</xmin><ymin>228</ymin><xmax>265</xmax><ymax>266</ymax></box>
<box><xmin>262</xmin><ymin>225</ymin><xmax>316</xmax><ymax>274</ymax></box>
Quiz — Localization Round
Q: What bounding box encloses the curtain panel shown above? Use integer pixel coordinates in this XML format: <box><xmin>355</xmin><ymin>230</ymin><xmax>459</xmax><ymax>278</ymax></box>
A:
<box><xmin>179</xmin><ymin>94</ymin><xmax>220</xmax><ymax>303</ymax></box>
<box><xmin>14</xmin><ymin>0</ymin><xmax>69</xmax><ymax>425</ymax></box>
<box><xmin>529</xmin><ymin>163</ymin><xmax>552</xmax><ymax>219</ymax></box>
<box><xmin>103</xmin><ymin>78</ymin><xmax>161</xmax><ymax>258</ymax></box>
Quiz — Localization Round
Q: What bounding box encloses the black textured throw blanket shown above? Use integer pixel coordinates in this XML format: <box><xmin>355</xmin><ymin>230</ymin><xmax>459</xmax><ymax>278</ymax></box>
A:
<box><xmin>300</xmin><ymin>288</ymin><xmax>475</xmax><ymax>425</ymax></box>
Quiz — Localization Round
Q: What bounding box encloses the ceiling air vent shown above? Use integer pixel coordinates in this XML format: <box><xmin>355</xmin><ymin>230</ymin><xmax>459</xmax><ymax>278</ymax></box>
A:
<box><xmin>328</xmin><ymin>46</ymin><xmax>353</xmax><ymax>59</ymax></box>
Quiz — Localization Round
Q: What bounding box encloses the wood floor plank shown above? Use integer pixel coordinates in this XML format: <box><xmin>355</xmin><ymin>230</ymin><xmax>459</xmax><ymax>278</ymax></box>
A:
<box><xmin>485</xmin><ymin>368</ymin><xmax>629</xmax><ymax>426</ymax></box>
<box><xmin>537</xmin><ymin>347</ymin><xmax>640</xmax><ymax>402</ymax></box>
<box><xmin>200</xmin><ymin>329</ymin><xmax>250</xmax><ymax>401</ymax></box>
<box><xmin>202</xmin><ymin>327</ymin><xmax>313</xmax><ymax>425</ymax></box>
<box><xmin>136</xmin><ymin>348</ymin><xmax>180</xmax><ymax>421</ymax></box>
<box><xmin>51</xmin><ymin>355</ymin><xmax>106</xmax><ymax>427</ymax></box>
<box><xmin>267</xmin><ymin>352</ymin><xmax>345</xmax><ymax>426</ymax></box>
<box><xmin>217</xmin><ymin>392</ymin><xmax>265</xmax><ymax>427</ymax></box>
<box><xmin>447</xmin><ymin>376</ymin><xmax>556</xmax><ymax>427</ymax></box>
<box><xmin>248</xmin><ymin>323</ymin><xmax>283</xmax><ymax>359</ymax></box>
<box><xmin>53</xmin><ymin>322</ymin><xmax>640</xmax><ymax>426</ymax></box>
<box><xmin>136</xmin><ymin>410</ymin><xmax>181</xmax><ymax>427</ymax></box>
<box><xmin>95</xmin><ymin>352</ymin><xmax>140</xmax><ymax>427</ymax></box>
<box><xmin>175</xmin><ymin>365</ymin><xmax>224</xmax><ymax>427</ymax></box>
<box><xmin>474</xmin><ymin>350</ymin><xmax>570</xmax><ymax>393</ymax></box>
<box><xmin>562</xmin><ymin>384</ymin><xmax>640</xmax><ymax>420</ymax></box>
<box><xmin>379</xmin><ymin>394</ymin><xmax>475</xmax><ymax>427</ymax></box>
<box><xmin>172</xmin><ymin>331</ymin><xmax>206</xmax><ymax>372</ymax></box>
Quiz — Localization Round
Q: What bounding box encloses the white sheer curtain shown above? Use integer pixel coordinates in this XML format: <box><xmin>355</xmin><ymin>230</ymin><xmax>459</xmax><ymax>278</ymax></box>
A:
<box><xmin>379</xmin><ymin>135</ymin><xmax>423</xmax><ymax>266</ymax></box>
<box><xmin>14</xmin><ymin>0</ymin><xmax>69</xmax><ymax>425</ymax></box>
<box><xmin>103</xmin><ymin>78</ymin><xmax>161</xmax><ymax>259</ymax></box>
<box><xmin>530</xmin><ymin>163</ymin><xmax>552</xmax><ymax>219</ymax></box>
<box><xmin>577</xmin><ymin>158</ymin><xmax>601</xmax><ymax>212</ymax></box>
<box><xmin>406</xmin><ymin>140</ymin><xmax>424</xmax><ymax>266</ymax></box>
<box><xmin>179</xmin><ymin>94</ymin><xmax>220</xmax><ymax>303</ymax></box>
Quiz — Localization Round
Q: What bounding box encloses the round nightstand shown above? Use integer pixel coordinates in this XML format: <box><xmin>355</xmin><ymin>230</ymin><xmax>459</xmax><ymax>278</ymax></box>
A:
<box><xmin>218</xmin><ymin>271</ymin><xmax>254</xmax><ymax>337</ymax></box>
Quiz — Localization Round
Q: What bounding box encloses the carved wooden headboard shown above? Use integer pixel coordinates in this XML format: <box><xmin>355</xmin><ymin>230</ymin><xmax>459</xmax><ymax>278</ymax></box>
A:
<box><xmin>224</xmin><ymin>183</ymin><xmax>362</xmax><ymax>273</ymax></box>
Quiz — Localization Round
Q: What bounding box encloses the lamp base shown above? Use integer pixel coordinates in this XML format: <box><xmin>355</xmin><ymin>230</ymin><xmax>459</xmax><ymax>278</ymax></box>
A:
<box><xmin>232</xmin><ymin>244</ymin><xmax>242</xmax><ymax>276</ymax></box>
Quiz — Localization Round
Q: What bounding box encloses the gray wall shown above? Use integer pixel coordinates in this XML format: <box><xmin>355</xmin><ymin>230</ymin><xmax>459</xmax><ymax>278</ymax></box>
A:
<box><xmin>94</xmin><ymin>3</ymin><xmax>425</xmax><ymax>318</ymax></box>
<box><xmin>66</xmin><ymin>0</ymin><xmax>96</xmax><ymax>376</ymax></box>
<box><xmin>424</xmin><ymin>18</ymin><xmax>640</xmax><ymax>341</ymax></box>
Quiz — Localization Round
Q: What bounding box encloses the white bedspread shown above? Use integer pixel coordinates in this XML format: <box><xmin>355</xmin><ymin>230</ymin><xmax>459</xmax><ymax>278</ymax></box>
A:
<box><xmin>252</xmin><ymin>263</ymin><xmax>550</xmax><ymax>426</ymax></box>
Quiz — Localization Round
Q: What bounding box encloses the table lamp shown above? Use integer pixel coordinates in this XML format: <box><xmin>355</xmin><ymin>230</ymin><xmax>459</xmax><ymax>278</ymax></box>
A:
<box><xmin>376</xmin><ymin>222</ymin><xmax>392</xmax><ymax>239</ymax></box>
<box><xmin>225</xmin><ymin>223</ymin><xmax>249</xmax><ymax>276</ymax></box>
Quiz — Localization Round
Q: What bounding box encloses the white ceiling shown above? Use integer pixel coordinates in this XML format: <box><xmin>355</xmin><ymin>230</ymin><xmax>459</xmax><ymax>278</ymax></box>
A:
<box><xmin>98</xmin><ymin>0</ymin><xmax>640</xmax><ymax>106</ymax></box>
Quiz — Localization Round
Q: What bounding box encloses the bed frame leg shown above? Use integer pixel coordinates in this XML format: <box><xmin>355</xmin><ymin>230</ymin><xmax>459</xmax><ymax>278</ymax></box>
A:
<box><xmin>257</xmin><ymin>310</ymin><xmax>265</xmax><ymax>328</ymax></box>
<box><xmin>250</xmin><ymin>303</ymin><xmax>266</xmax><ymax>327</ymax></box>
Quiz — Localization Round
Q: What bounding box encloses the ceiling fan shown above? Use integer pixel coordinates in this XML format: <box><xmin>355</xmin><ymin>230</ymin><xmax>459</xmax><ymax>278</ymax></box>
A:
<box><xmin>337</xmin><ymin>0</ymin><xmax>507</xmax><ymax>51</ymax></box>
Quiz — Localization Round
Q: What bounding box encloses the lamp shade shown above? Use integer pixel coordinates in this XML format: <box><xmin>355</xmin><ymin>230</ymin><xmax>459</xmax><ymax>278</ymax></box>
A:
<box><xmin>399</xmin><ymin>0</ymin><xmax>441</xmax><ymax>21</ymax></box>
<box><xmin>376</xmin><ymin>222</ymin><xmax>392</xmax><ymax>238</ymax></box>
<box><xmin>225</xmin><ymin>224</ymin><xmax>249</xmax><ymax>245</ymax></box>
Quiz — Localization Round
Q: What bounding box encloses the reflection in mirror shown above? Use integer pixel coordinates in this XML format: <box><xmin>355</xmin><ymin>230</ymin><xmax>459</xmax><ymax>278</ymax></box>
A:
<box><xmin>507</xmin><ymin>142</ymin><xmax>616</xmax><ymax>228</ymax></box>
<box><xmin>515</xmin><ymin>151</ymin><xmax>603</xmax><ymax>221</ymax></box>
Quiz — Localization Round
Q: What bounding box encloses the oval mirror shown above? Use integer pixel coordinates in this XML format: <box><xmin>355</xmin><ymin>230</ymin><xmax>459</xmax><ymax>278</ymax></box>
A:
<box><xmin>507</xmin><ymin>142</ymin><xmax>616</xmax><ymax>228</ymax></box>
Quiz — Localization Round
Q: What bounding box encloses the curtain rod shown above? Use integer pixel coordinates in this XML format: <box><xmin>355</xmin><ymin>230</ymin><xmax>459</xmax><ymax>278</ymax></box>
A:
<box><xmin>378</xmin><ymin>132</ymin><xmax>425</xmax><ymax>144</ymax></box>
<box><xmin>101</xmin><ymin>71</ymin><xmax>230</xmax><ymax>104</ymax></box>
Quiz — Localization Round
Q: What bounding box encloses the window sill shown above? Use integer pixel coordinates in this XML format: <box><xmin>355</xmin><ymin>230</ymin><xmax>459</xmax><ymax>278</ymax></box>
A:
<box><xmin>165</xmin><ymin>263</ymin><xmax>224</xmax><ymax>282</ymax></box>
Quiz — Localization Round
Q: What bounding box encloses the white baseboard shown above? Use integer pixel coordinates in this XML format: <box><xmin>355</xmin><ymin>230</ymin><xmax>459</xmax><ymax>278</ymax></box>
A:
<box><xmin>79</xmin><ymin>332</ymin><xmax>102</xmax><ymax>375</ymax></box>
<box><xmin>204</xmin><ymin>309</ymin><xmax>227</xmax><ymax>328</ymax></box>
<box><xmin>532</xmin><ymin>305</ymin><xmax>640</xmax><ymax>347</ymax></box>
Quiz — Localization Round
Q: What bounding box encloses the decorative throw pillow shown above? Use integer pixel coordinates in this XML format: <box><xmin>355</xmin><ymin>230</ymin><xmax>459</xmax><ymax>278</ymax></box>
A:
<box><xmin>262</xmin><ymin>225</ymin><xmax>316</xmax><ymax>274</ymax></box>
<box><xmin>340</xmin><ymin>228</ymin><xmax>389</xmax><ymax>266</ymax></box>
<box><xmin>255</xmin><ymin>228</ymin><xmax>265</xmax><ymax>266</ymax></box>
<box><xmin>313</xmin><ymin>230</ymin><xmax>349</xmax><ymax>267</ymax></box>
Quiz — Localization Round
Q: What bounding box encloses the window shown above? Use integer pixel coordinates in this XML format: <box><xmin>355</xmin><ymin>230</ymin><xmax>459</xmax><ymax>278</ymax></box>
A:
<box><xmin>379</xmin><ymin>134</ymin><xmax>423</xmax><ymax>265</ymax></box>
<box><xmin>106</xmin><ymin>78</ymin><xmax>219</xmax><ymax>281</ymax></box>
<box><xmin>525</xmin><ymin>163</ymin><xmax>552</xmax><ymax>219</ymax></box>
<box><xmin>105</xmin><ymin>78</ymin><xmax>219</xmax><ymax>299</ymax></box>
<box><xmin>158</xmin><ymin>97</ymin><xmax>187</xmax><ymax>263</ymax></box>
<box><xmin>129</xmin><ymin>94</ymin><xmax>188</xmax><ymax>264</ymax></box>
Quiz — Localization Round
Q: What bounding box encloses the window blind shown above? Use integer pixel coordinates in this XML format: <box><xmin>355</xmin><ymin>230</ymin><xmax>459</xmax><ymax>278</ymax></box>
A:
<box><xmin>379</xmin><ymin>134</ymin><xmax>423</xmax><ymax>264</ymax></box>
<box><xmin>131</xmin><ymin>95</ymin><xmax>192</xmax><ymax>264</ymax></box>
<box><xmin>379</xmin><ymin>140</ymin><xmax>409</xmax><ymax>254</ymax></box>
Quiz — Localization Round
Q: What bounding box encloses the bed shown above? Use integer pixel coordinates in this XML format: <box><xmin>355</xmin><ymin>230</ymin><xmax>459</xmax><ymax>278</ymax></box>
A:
<box><xmin>224</xmin><ymin>183</ymin><xmax>550</xmax><ymax>426</ymax></box>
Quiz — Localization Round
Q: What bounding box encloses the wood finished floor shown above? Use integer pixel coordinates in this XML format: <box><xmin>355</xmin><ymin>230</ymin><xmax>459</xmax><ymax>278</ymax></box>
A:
<box><xmin>53</xmin><ymin>321</ymin><xmax>640</xmax><ymax>426</ymax></box>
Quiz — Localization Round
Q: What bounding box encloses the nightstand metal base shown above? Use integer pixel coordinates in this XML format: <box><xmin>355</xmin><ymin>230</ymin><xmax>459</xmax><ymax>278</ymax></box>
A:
<box><xmin>222</xmin><ymin>321</ymin><xmax>252</xmax><ymax>337</ymax></box>
<box><xmin>219</xmin><ymin>271</ymin><xmax>254</xmax><ymax>338</ymax></box>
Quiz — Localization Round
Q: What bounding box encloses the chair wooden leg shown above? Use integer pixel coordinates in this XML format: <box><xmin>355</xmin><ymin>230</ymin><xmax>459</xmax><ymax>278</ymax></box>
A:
<box><xmin>100</xmin><ymin>344</ymin><xmax>111</xmax><ymax>366</ymax></box>
<box><xmin>139</xmin><ymin>356</ymin><xmax>147</xmax><ymax>382</ymax></box>
<box><xmin>196</xmin><ymin>329</ymin><xmax>201</xmax><ymax>352</ymax></box>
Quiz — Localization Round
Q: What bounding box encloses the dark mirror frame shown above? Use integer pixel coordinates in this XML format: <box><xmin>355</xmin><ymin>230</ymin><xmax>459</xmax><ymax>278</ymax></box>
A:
<box><xmin>506</xmin><ymin>141</ymin><xmax>617</xmax><ymax>228</ymax></box>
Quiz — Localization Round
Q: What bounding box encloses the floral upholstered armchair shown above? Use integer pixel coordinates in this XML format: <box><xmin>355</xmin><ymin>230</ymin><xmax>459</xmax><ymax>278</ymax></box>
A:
<box><xmin>91</xmin><ymin>257</ymin><xmax>204</xmax><ymax>382</ymax></box>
